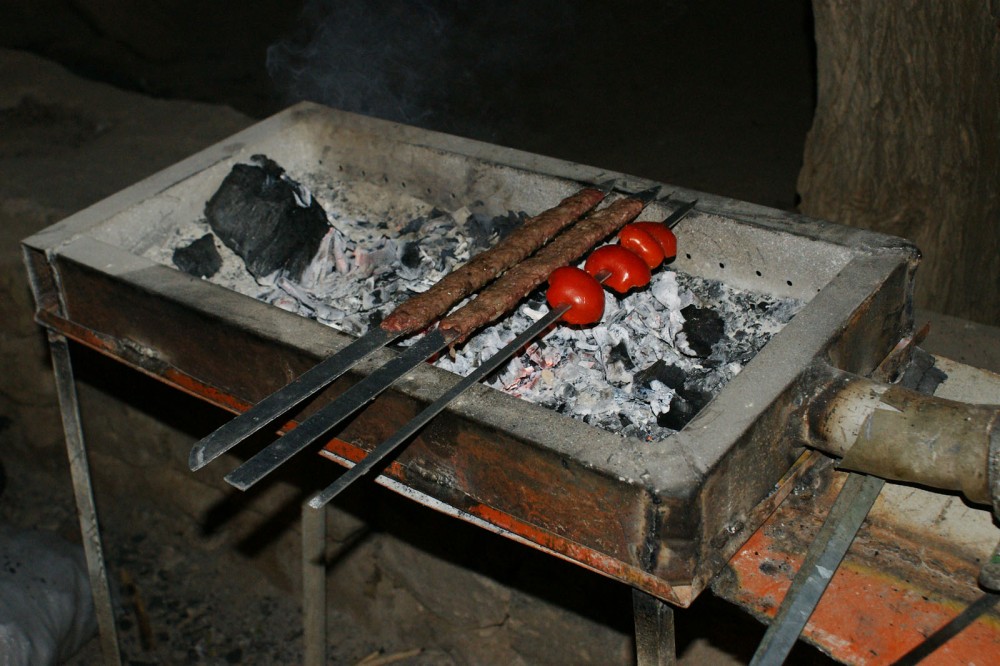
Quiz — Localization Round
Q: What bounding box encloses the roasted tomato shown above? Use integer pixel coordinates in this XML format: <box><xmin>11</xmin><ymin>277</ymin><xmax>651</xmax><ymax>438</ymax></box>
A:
<box><xmin>546</xmin><ymin>266</ymin><xmax>605</xmax><ymax>325</ymax></box>
<box><xmin>618</xmin><ymin>224</ymin><xmax>665</xmax><ymax>269</ymax></box>
<box><xmin>584</xmin><ymin>245</ymin><xmax>651</xmax><ymax>293</ymax></box>
<box><xmin>632</xmin><ymin>222</ymin><xmax>678</xmax><ymax>262</ymax></box>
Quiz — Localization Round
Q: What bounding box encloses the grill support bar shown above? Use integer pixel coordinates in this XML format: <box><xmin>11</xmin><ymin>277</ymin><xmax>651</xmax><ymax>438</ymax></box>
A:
<box><xmin>48</xmin><ymin>332</ymin><xmax>123</xmax><ymax>666</ymax></box>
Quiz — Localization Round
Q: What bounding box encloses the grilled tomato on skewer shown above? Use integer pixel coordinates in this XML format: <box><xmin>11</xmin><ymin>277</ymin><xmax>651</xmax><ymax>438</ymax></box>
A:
<box><xmin>546</xmin><ymin>266</ymin><xmax>605</xmax><ymax>325</ymax></box>
<box><xmin>584</xmin><ymin>245</ymin><xmax>651</xmax><ymax>293</ymax></box>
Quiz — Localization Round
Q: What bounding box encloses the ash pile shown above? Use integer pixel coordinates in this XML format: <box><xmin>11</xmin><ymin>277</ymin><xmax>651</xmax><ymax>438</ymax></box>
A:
<box><xmin>149</xmin><ymin>156</ymin><xmax>803</xmax><ymax>442</ymax></box>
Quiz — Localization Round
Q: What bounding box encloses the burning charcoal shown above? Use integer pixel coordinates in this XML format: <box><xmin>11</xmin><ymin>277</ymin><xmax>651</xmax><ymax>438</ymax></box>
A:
<box><xmin>399</xmin><ymin>216</ymin><xmax>426</xmax><ymax>235</ymax></box>
<box><xmin>634</xmin><ymin>360</ymin><xmax>685</xmax><ymax>392</ymax></box>
<box><xmin>658</xmin><ymin>387</ymin><xmax>712</xmax><ymax>431</ymax></box>
<box><xmin>172</xmin><ymin>233</ymin><xmax>222</xmax><ymax>278</ymax></box>
<box><xmin>205</xmin><ymin>155</ymin><xmax>330</xmax><ymax>280</ymax></box>
<box><xmin>679</xmin><ymin>305</ymin><xmax>725</xmax><ymax>357</ymax></box>
<box><xmin>400</xmin><ymin>241</ymin><xmax>422</xmax><ymax>269</ymax></box>
<box><xmin>466</xmin><ymin>211</ymin><xmax>527</xmax><ymax>248</ymax></box>
<box><xmin>606</xmin><ymin>340</ymin><xmax>634</xmax><ymax>369</ymax></box>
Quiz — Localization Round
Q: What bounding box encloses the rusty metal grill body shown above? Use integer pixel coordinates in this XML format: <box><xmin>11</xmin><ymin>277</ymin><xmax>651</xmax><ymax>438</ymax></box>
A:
<box><xmin>22</xmin><ymin>103</ymin><xmax>919</xmax><ymax>605</ymax></box>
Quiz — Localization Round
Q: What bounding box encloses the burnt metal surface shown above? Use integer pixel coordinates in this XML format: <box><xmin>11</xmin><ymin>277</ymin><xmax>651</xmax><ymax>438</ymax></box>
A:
<box><xmin>714</xmin><ymin>458</ymin><xmax>1000</xmax><ymax>663</ymax></box>
<box><xmin>795</xmin><ymin>361</ymin><xmax>1000</xmax><ymax>511</ymax></box>
<box><xmin>22</xmin><ymin>103</ymin><xmax>921</xmax><ymax>605</ymax></box>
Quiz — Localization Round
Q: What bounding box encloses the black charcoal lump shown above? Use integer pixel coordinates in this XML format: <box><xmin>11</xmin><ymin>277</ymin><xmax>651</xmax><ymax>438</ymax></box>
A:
<box><xmin>205</xmin><ymin>155</ymin><xmax>330</xmax><ymax>280</ymax></box>
<box><xmin>466</xmin><ymin>210</ymin><xmax>527</xmax><ymax>249</ymax></box>
<box><xmin>633</xmin><ymin>359</ymin><xmax>711</xmax><ymax>431</ymax></box>
<box><xmin>680</xmin><ymin>305</ymin><xmax>725</xmax><ymax>357</ymax></box>
<box><xmin>172</xmin><ymin>233</ymin><xmax>222</xmax><ymax>278</ymax></box>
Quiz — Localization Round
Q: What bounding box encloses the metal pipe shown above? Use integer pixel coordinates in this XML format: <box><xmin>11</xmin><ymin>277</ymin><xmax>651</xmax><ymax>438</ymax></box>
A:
<box><xmin>795</xmin><ymin>362</ymin><xmax>1000</xmax><ymax>518</ymax></box>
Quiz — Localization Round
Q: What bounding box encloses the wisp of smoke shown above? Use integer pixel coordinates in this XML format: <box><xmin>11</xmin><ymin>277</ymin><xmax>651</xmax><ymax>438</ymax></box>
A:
<box><xmin>267</xmin><ymin>0</ymin><xmax>575</xmax><ymax>139</ymax></box>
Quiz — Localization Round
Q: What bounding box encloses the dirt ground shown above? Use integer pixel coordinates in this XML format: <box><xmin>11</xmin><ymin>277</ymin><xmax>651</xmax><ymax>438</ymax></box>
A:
<box><xmin>0</xmin><ymin>1</ymin><xmax>897</xmax><ymax>664</ymax></box>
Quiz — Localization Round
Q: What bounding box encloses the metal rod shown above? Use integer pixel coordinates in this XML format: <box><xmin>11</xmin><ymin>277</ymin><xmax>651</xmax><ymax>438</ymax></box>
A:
<box><xmin>308</xmin><ymin>303</ymin><xmax>571</xmax><ymax>508</ymax></box>
<box><xmin>749</xmin><ymin>472</ymin><xmax>884</xmax><ymax>665</ymax></box>
<box><xmin>891</xmin><ymin>592</ymin><xmax>1000</xmax><ymax>665</ymax></box>
<box><xmin>225</xmin><ymin>330</ymin><xmax>453</xmax><ymax>490</ymax></box>
<box><xmin>48</xmin><ymin>332</ymin><xmax>123</xmax><ymax>666</ymax></box>
<box><xmin>189</xmin><ymin>327</ymin><xmax>396</xmax><ymax>470</ymax></box>
<box><xmin>664</xmin><ymin>199</ymin><xmax>697</xmax><ymax>229</ymax></box>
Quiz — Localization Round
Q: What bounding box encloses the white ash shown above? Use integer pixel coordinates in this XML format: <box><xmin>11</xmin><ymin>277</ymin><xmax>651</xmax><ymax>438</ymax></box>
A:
<box><xmin>143</xmin><ymin>162</ymin><xmax>803</xmax><ymax>442</ymax></box>
<box><xmin>433</xmin><ymin>269</ymin><xmax>801</xmax><ymax>440</ymax></box>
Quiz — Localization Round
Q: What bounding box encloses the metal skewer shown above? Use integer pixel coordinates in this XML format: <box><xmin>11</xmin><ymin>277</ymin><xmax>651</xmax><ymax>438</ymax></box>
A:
<box><xmin>225</xmin><ymin>328</ymin><xmax>455</xmax><ymax>490</ymax></box>
<box><xmin>308</xmin><ymin>304</ymin><xmax>572</xmax><ymax>508</ymax></box>
<box><xmin>223</xmin><ymin>187</ymin><xmax>666</xmax><ymax>491</ymax></box>
<box><xmin>188</xmin><ymin>179</ymin><xmax>615</xmax><ymax>471</ymax></box>
<box><xmin>308</xmin><ymin>201</ymin><xmax>698</xmax><ymax>507</ymax></box>
<box><xmin>189</xmin><ymin>328</ymin><xmax>396</xmax><ymax>471</ymax></box>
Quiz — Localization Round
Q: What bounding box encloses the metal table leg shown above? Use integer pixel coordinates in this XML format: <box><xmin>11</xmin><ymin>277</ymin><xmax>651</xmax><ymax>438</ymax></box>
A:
<box><xmin>48</xmin><ymin>332</ymin><xmax>122</xmax><ymax>666</ymax></box>
<box><xmin>632</xmin><ymin>588</ymin><xmax>677</xmax><ymax>666</ymax></box>
<box><xmin>302</xmin><ymin>501</ymin><xmax>327</xmax><ymax>666</ymax></box>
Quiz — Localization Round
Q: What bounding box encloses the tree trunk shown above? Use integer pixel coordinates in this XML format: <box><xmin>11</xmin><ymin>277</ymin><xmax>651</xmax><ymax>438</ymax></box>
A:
<box><xmin>799</xmin><ymin>1</ymin><xmax>1000</xmax><ymax>325</ymax></box>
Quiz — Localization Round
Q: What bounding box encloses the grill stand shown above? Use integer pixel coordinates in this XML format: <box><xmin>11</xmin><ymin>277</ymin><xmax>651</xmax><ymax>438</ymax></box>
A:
<box><xmin>302</xmin><ymin>500</ymin><xmax>327</xmax><ymax>666</ymax></box>
<box><xmin>632</xmin><ymin>590</ymin><xmax>677</xmax><ymax>666</ymax></box>
<box><xmin>41</xmin><ymin>330</ymin><xmax>683</xmax><ymax>663</ymax></box>
<box><xmin>48</xmin><ymin>332</ymin><xmax>123</xmax><ymax>666</ymax></box>
<box><xmin>45</xmin><ymin>324</ymin><xmax>999</xmax><ymax>662</ymax></box>
<box><xmin>21</xmin><ymin>103</ymin><xmax>1000</xmax><ymax>662</ymax></box>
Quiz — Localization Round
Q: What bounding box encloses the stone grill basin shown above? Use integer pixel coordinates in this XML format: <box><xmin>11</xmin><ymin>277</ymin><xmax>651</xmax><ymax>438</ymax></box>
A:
<box><xmin>22</xmin><ymin>103</ymin><xmax>918</xmax><ymax>606</ymax></box>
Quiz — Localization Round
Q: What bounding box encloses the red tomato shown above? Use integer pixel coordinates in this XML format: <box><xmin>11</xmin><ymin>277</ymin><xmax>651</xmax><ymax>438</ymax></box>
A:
<box><xmin>546</xmin><ymin>266</ymin><xmax>605</xmax><ymax>325</ymax></box>
<box><xmin>584</xmin><ymin>245</ymin><xmax>651</xmax><ymax>293</ymax></box>
<box><xmin>633</xmin><ymin>222</ymin><xmax>678</xmax><ymax>261</ymax></box>
<box><xmin>618</xmin><ymin>224</ymin><xmax>665</xmax><ymax>269</ymax></box>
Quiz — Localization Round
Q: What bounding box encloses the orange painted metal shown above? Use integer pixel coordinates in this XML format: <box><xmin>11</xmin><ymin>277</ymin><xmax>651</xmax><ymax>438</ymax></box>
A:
<box><xmin>718</xmin><ymin>466</ymin><xmax>1000</xmax><ymax>664</ymax></box>
<box><xmin>34</xmin><ymin>309</ymin><xmax>351</xmax><ymax>448</ymax></box>
<box><xmin>316</xmin><ymin>439</ymin><xmax>687</xmax><ymax>604</ymax></box>
<box><xmin>462</xmin><ymin>502</ymin><xmax>685</xmax><ymax>604</ymax></box>
<box><xmin>42</xmin><ymin>308</ymin><xmax>1000</xmax><ymax>662</ymax></box>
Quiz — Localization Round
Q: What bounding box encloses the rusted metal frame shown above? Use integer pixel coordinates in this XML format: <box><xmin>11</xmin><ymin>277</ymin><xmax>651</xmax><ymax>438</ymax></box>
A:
<box><xmin>35</xmin><ymin>236</ymin><xmax>918</xmax><ymax>605</ymax></box>
<box><xmin>632</xmin><ymin>588</ymin><xmax>677</xmax><ymax>666</ymax></box>
<box><xmin>36</xmin><ymin>298</ymin><xmax>688</xmax><ymax>602</ymax></box>
<box><xmin>328</xmin><ymin>401</ymin><xmax>681</xmax><ymax>581</ymax></box>
<box><xmin>747</xmin><ymin>315</ymin><xmax>931</xmax><ymax>663</ymax></box>
<box><xmin>892</xmin><ymin>593</ymin><xmax>1000</xmax><ymax>666</ymax></box>
<box><xmin>756</xmin><ymin>341</ymin><xmax>1000</xmax><ymax>659</ymax></box>
<box><xmin>714</xmin><ymin>470</ymin><xmax>1000</xmax><ymax>663</ymax></box>
<box><xmin>42</xmin><ymin>248</ymin><xmax>670</xmax><ymax>576</ymax></box>
<box><xmin>47</xmin><ymin>332</ymin><xmax>123</xmax><ymax>666</ymax></box>
<box><xmin>37</xmin><ymin>300</ymin><xmax>342</xmax><ymax>665</ymax></box>
<box><xmin>35</xmin><ymin>295</ymin><xmax>684</xmax><ymax>603</ymax></box>
<box><xmin>673</xmin><ymin>253</ymin><xmax>919</xmax><ymax>598</ymax></box>
<box><xmin>720</xmin><ymin>315</ymin><xmax>1000</xmax><ymax>664</ymax></box>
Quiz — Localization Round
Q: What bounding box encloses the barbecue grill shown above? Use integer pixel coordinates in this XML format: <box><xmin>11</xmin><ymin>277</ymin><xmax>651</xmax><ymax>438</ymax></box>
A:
<box><xmin>23</xmin><ymin>102</ymin><xmax>999</xmax><ymax>662</ymax></box>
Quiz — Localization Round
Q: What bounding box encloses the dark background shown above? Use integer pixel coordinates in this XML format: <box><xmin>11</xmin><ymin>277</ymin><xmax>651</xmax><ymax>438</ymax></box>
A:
<box><xmin>0</xmin><ymin>0</ymin><xmax>816</xmax><ymax>210</ymax></box>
